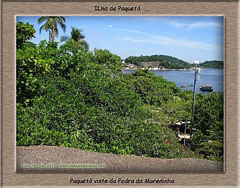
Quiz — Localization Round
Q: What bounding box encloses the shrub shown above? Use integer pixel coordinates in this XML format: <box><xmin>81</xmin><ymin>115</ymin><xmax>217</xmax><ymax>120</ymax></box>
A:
<box><xmin>191</xmin><ymin>93</ymin><xmax>224</xmax><ymax>162</ymax></box>
<box><xmin>121</xmin><ymin>69</ymin><xmax>181</xmax><ymax>106</ymax></box>
<box><xmin>17</xmin><ymin>71</ymin><xmax>196</xmax><ymax>159</ymax></box>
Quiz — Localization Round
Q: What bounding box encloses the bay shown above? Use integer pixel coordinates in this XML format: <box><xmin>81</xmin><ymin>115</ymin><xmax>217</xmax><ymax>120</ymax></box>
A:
<box><xmin>123</xmin><ymin>68</ymin><xmax>224</xmax><ymax>94</ymax></box>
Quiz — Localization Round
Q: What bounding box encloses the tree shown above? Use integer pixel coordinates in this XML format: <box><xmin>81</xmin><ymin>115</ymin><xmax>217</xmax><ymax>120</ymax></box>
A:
<box><xmin>61</xmin><ymin>27</ymin><xmax>89</xmax><ymax>52</ymax></box>
<box><xmin>38</xmin><ymin>16</ymin><xmax>66</xmax><ymax>41</ymax></box>
<box><xmin>17</xmin><ymin>40</ymin><xmax>58</xmax><ymax>104</ymax></box>
<box><xmin>16</xmin><ymin>22</ymin><xmax>36</xmax><ymax>49</ymax></box>
<box><xmin>191</xmin><ymin>93</ymin><xmax>224</xmax><ymax>161</ymax></box>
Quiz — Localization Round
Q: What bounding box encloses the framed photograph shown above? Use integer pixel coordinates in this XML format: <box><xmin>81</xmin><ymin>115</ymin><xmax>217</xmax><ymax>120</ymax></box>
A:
<box><xmin>1</xmin><ymin>0</ymin><xmax>239</xmax><ymax>187</ymax></box>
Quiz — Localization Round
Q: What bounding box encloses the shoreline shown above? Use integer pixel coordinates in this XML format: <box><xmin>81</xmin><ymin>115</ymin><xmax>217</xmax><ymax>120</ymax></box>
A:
<box><xmin>123</xmin><ymin>67</ymin><xmax>191</xmax><ymax>71</ymax></box>
<box><xmin>122</xmin><ymin>67</ymin><xmax>223</xmax><ymax>71</ymax></box>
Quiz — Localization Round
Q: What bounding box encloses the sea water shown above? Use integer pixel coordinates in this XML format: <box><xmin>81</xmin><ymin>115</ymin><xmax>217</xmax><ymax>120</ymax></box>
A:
<box><xmin>123</xmin><ymin>68</ymin><xmax>223</xmax><ymax>94</ymax></box>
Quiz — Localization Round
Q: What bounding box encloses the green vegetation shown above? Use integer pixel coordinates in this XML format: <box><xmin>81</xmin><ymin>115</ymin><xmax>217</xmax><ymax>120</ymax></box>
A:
<box><xmin>61</xmin><ymin>27</ymin><xmax>89</xmax><ymax>52</ymax></box>
<box><xmin>200</xmin><ymin>60</ymin><xmax>224</xmax><ymax>69</ymax></box>
<box><xmin>38</xmin><ymin>16</ymin><xmax>66</xmax><ymax>41</ymax></box>
<box><xmin>16</xmin><ymin>21</ymin><xmax>224</xmax><ymax>162</ymax></box>
<box><xmin>125</xmin><ymin>55</ymin><xmax>191</xmax><ymax>69</ymax></box>
<box><xmin>16</xmin><ymin>22</ymin><xmax>36</xmax><ymax>49</ymax></box>
<box><xmin>192</xmin><ymin>93</ymin><xmax>224</xmax><ymax>161</ymax></box>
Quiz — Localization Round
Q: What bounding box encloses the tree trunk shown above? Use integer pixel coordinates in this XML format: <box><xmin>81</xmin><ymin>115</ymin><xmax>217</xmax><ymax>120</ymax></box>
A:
<box><xmin>52</xmin><ymin>28</ymin><xmax>55</xmax><ymax>41</ymax></box>
<box><xmin>49</xmin><ymin>30</ymin><xmax>52</xmax><ymax>41</ymax></box>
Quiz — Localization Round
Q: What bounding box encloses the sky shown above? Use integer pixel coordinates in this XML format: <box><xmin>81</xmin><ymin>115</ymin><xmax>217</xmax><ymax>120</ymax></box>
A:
<box><xmin>17</xmin><ymin>16</ymin><xmax>224</xmax><ymax>63</ymax></box>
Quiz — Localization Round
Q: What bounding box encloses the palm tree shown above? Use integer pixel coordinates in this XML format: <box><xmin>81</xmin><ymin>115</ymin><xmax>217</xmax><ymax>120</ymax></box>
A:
<box><xmin>61</xmin><ymin>27</ymin><xmax>89</xmax><ymax>50</ymax></box>
<box><xmin>38</xmin><ymin>16</ymin><xmax>66</xmax><ymax>41</ymax></box>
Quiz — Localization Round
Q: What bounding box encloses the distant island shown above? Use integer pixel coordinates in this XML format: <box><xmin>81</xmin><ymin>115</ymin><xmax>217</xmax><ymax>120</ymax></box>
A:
<box><xmin>123</xmin><ymin>55</ymin><xmax>223</xmax><ymax>70</ymax></box>
<box><xmin>199</xmin><ymin>60</ymin><xmax>224</xmax><ymax>69</ymax></box>
<box><xmin>124</xmin><ymin>55</ymin><xmax>191</xmax><ymax>70</ymax></box>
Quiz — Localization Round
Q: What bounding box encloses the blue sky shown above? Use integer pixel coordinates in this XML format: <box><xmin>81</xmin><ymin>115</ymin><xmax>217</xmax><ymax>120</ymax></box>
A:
<box><xmin>17</xmin><ymin>16</ymin><xmax>224</xmax><ymax>63</ymax></box>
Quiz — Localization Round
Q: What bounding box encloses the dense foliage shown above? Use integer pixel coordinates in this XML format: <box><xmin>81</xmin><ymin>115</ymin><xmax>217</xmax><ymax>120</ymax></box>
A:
<box><xmin>16</xmin><ymin>22</ymin><xmax>224</xmax><ymax>162</ymax></box>
<box><xmin>200</xmin><ymin>60</ymin><xmax>224</xmax><ymax>69</ymax></box>
<box><xmin>16</xmin><ymin>22</ymin><xmax>36</xmax><ymax>49</ymax></box>
<box><xmin>125</xmin><ymin>55</ymin><xmax>191</xmax><ymax>69</ymax></box>
<box><xmin>191</xmin><ymin>93</ymin><xmax>224</xmax><ymax>161</ymax></box>
<box><xmin>17</xmin><ymin>73</ymin><xmax>195</xmax><ymax>158</ymax></box>
<box><xmin>121</xmin><ymin>69</ymin><xmax>181</xmax><ymax>106</ymax></box>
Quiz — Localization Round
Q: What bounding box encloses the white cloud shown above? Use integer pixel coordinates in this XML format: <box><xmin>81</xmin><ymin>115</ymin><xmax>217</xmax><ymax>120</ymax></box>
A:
<box><xmin>108</xmin><ymin>24</ymin><xmax>113</xmax><ymax>28</ymax></box>
<box><xmin>169</xmin><ymin>21</ymin><xmax>185</xmax><ymax>28</ymax></box>
<box><xmin>115</xmin><ymin>28</ymin><xmax>217</xmax><ymax>51</ymax></box>
<box><xmin>169</xmin><ymin>21</ymin><xmax>222</xmax><ymax>30</ymax></box>
<box><xmin>188</xmin><ymin>22</ymin><xmax>221</xmax><ymax>29</ymax></box>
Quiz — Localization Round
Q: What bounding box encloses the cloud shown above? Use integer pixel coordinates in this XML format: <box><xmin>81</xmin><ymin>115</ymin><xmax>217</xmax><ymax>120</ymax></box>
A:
<box><xmin>188</xmin><ymin>22</ymin><xmax>221</xmax><ymax>29</ymax></box>
<box><xmin>115</xmin><ymin>28</ymin><xmax>217</xmax><ymax>51</ymax></box>
<box><xmin>108</xmin><ymin>24</ymin><xmax>113</xmax><ymax>28</ymax></box>
<box><xmin>169</xmin><ymin>21</ymin><xmax>222</xmax><ymax>30</ymax></box>
<box><xmin>169</xmin><ymin>21</ymin><xmax>185</xmax><ymax>28</ymax></box>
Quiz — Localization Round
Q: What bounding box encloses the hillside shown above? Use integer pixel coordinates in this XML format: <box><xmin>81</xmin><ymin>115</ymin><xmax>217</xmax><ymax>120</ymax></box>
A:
<box><xmin>200</xmin><ymin>60</ymin><xmax>224</xmax><ymax>69</ymax></box>
<box><xmin>124</xmin><ymin>55</ymin><xmax>191</xmax><ymax>69</ymax></box>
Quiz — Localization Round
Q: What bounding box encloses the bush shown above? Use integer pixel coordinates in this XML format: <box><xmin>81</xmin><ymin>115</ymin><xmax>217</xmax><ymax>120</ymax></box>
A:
<box><xmin>191</xmin><ymin>93</ymin><xmax>224</xmax><ymax>162</ymax></box>
<box><xmin>16</xmin><ymin>22</ymin><xmax>36</xmax><ymax>49</ymax></box>
<box><xmin>121</xmin><ymin>69</ymin><xmax>181</xmax><ymax>106</ymax></box>
<box><xmin>17</xmin><ymin>71</ymin><xmax>196</xmax><ymax>159</ymax></box>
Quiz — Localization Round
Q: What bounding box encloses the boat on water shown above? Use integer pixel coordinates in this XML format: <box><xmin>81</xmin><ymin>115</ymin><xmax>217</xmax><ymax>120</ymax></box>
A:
<box><xmin>200</xmin><ymin>83</ymin><xmax>213</xmax><ymax>91</ymax></box>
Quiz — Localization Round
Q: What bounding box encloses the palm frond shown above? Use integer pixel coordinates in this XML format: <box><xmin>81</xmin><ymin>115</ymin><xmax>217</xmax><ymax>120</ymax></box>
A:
<box><xmin>54</xmin><ymin>26</ymin><xmax>59</xmax><ymax>38</ymax></box>
<box><xmin>38</xmin><ymin>16</ymin><xmax>49</xmax><ymax>24</ymax></box>
<box><xmin>39</xmin><ymin>24</ymin><xmax>49</xmax><ymax>34</ymax></box>
<box><xmin>60</xmin><ymin>16</ymin><xmax>66</xmax><ymax>22</ymax></box>
<box><xmin>38</xmin><ymin>16</ymin><xmax>66</xmax><ymax>41</ymax></box>
<box><xmin>71</xmin><ymin>27</ymin><xmax>85</xmax><ymax>42</ymax></box>
<box><xmin>59</xmin><ymin>22</ymin><xmax>66</xmax><ymax>32</ymax></box>
<box><xmin>60</xmin><ymin>35</ymin><xmax>69</xmax><ymax>42</ymax></box>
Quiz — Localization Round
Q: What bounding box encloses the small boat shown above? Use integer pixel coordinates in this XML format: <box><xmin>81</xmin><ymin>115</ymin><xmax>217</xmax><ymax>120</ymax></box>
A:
<box><xmin>200</xmin><ymin>83</ymin><xmax>213</xmax><ymax>91</ymax></box>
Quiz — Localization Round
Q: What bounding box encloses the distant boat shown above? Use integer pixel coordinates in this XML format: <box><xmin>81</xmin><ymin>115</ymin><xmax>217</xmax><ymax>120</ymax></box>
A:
<box><xmin>200</xmin><ymin>83</ymin><xmax>213</xmax><ymax>91</ymax></box>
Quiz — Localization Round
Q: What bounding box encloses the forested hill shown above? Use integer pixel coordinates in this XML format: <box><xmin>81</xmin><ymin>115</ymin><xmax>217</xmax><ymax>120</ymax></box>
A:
<box><xmin>124</xmin><ymin>55</ymin><xmax>191</xmax><ymax>69</ymax></box>
<box><xmin>200</xmin><ymin>61</ymin><xmax>224</xmax><ymax>69</ymax></box>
